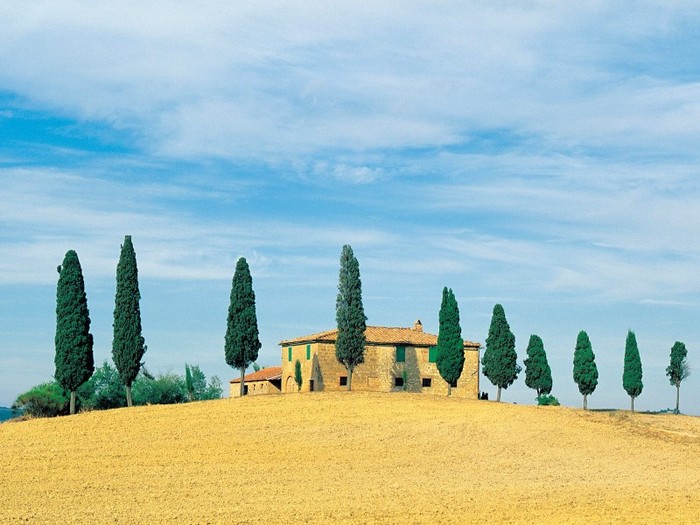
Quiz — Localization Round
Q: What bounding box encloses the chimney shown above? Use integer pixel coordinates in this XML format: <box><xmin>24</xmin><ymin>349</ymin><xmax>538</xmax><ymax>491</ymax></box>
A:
<box><xmin>413</xmin><ymin>319</ymin><xmax>423</xmax><ymax>332</ymax></box>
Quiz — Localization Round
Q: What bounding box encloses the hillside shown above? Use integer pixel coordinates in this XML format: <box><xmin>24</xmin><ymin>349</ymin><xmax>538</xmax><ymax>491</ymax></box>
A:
<box><xmin>2</xmin><ymin>392</ymin><xmax>700</xmax><ymax>524</ymax></box>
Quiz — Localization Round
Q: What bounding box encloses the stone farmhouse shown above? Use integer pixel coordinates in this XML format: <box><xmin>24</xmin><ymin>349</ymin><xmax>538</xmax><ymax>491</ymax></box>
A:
<box><xmin>230</xmin><ymin>320</ymin><xmax>480</xmax><ymax>398</ymax></box>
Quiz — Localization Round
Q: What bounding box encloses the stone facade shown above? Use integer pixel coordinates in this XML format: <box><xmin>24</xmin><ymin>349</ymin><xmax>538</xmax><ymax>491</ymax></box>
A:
<box><xmin>229</xmin><ymin>366</ymin><xmax>282</xmax><ymax>397</ymax></box>
<box><xmin>279</xmin><ymin>321</ymin><xmax>480</xmax><ymax>399</ymax></box>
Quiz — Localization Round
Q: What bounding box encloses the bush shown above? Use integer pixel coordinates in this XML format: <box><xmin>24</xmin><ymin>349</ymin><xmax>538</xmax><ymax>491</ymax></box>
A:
<box><xmin>537</xmin><ymin>394</ymin><xmax>560</xmax><ymax>406</ymax></box>
<box><xmin>14</xmin><ymin>382</ymin><xmax>71</xmax><ymax>417</ymax></box>
<box><xmin>78</xmin><ymin>361</ymin><xmax>127</xmax><ymax>410</ymax></box>
<box><xmin>131</xmin><ymin>371</ymin><xmax>188</xmax><ymax>405</ymax></box>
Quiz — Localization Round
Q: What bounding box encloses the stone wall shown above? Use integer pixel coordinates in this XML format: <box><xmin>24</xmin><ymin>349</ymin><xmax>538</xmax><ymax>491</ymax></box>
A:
<box><xmin>229</xmin><ymin>379</ymin><xmax>282</xmax><ymax>398</ymax></box>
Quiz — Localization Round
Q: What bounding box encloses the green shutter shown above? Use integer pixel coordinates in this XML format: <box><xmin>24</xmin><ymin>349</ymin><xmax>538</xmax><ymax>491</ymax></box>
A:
<box><xmin>396</xmin><ymin>346</ymin><xmax>406</xmax><ymax>362</ymax></box>
<box><xmin>306</xmin><ymin>344</ymin><xmax>311</xmax><ymax>360</ymax></box>
<box><xmin>428</xmin><ymin>346</ymin><xmax>438</xmax><ymax>363</ymax></box>
<box><xmin>288</xmin><ymin>347</ymin><xmax>292</xmax><ymax>362</ymax></box>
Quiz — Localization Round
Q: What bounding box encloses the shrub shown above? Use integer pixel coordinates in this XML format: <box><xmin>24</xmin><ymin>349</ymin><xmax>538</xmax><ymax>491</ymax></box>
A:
<box><xmin>14</xmin><ymin>382</ymin><xmax>71</xmax><ymax>417</ymax></box>
<box><xmin>537</xmin><ymin>394</ymin><xmax>560</xmax><ymax>406</ymax></box>
<box><xmin>131</xmin><ymin>372</ymin><xmax>188</xmax><ymax>405</ymax></box>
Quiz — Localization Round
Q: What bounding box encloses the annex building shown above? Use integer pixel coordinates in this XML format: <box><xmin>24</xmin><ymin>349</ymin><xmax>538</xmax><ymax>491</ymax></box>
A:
<box><xmin>231</xmin><ymin>320</ymin><xmax>480</xmax><ymax>398</ymax></box>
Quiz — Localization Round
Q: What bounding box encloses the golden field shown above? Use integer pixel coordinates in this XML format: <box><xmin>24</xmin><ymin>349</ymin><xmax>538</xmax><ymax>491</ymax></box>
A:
<box><xmin>2</xmin><ymin>392</ymin><xmax>700</xmax><ymax>524</ymax></box>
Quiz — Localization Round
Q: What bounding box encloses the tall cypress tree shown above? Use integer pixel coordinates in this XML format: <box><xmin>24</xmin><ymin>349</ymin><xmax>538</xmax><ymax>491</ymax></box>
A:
<box><xmin>573</xmin><ymin>330</ymin><xmax>598</xmax><ymax>410</ymax></box>
<box><xmin>482</xmin><ymin>304</ymin><xmax>520</xmax><ymax>402</ymax></box>
<box><xmin>335</xmin><ymin>244</ymin><xmax>367</xmax><ymax>391</ymax></box>
<box><xmin>225</xmin><ymin>257</ymin><xmax>261</xmax><ymax>397</ymax></box>
<box><xmin>523</xmin><ymin>334</ymin><xmax>553</xmax><ymax>397</ymax></box>
<box><xmin>436</xmin><ymin>287</ymin><xmax>465</xmax><ymax>395</ymax></box>
<box><xmin>666</xmin><ymin>341</ymin><xmax>690</xmax><ymax>413</ymax></box>
<box><xmin>112</xmin><ymin>235</ymin><xmax>146</xmax><ymax>407</ymax></box>
<box><xmin>622</xmin><ymin>330</ymin><xmax>643</xmax><ymax>412</ymax></box>
<box><xmin>55</xmin><ymin>250</ymin><xmax>94</xmax><ymax>415</ymax></box>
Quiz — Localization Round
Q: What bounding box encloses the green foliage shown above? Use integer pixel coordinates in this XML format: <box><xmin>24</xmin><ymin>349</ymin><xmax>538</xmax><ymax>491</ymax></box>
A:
<box><xmin>436</xmin><ymin>287</ymin><xmax>464</xmax><ymax>394</ymax></box>
<box><xmin>14</xmin><ymin>382</ymin><xmax>71</xmax><ymax>418</ymax></box>
<box><xmin>573</xmin><ymin>330</ymin><xmax>598</xmax><ymax>408</ymax></box>
<box><xmin>402</xmin><ymin>368</ymin><xmax>408</xmax><ymax>391</ymax></box>
<box><xmin>77</xmin><ymin>361</ymin><xmax>127</xmax><ymax>410</ymax></box>
<box><xmin>524</xmin><ymin>334</ymin><xmax>553</xmax><ymax>396</ymax></box>
<box><xmin>622</xmin><ymin>330</ymin><xmax>643</xmax><ymax>401</ymax></box>
<box><xmin>252</xmin><ymin>362</ymin><xmax>261</xmax><ymax>372</ymax></box>
<box><xmin>131</xmin><ymin>371</ymin><xmax>188</xmax><ymax>405</ymax></box>
<box><xmin>335</xmin><ymin>245</ymin><xmax>367</xmax><ymax>388</ymax></box>
<box><xmin>112</xmin><ymin>235</ymin><xmax>146</xmax><ymax>402</ymax></box>
<box><xmin>536</xmin><ymin>394</ymin><xmax>560</xmax><ymax>406</ymax></box>
<box><xmin>54</xmin><ymin>250</ymin><xmax>94</xmax><ymax>401</ymax></box>
<box><xmin>482</xmin><ymin>304</ymin><xmax>521</xmax><ymax>400</ymax></box>
<box><xmin>225</xmin><ymin>258</ymin><xmax>261</xmax><ymax>392</ymax></box>
<box><xmin>294</xmin><ymin>359</ymin><xmax>303</xmax><ymax>392</ymax></box>
<box><xmin>666</xmin><ymin>341</ymin><xmax>690</xmax><ymax>387</ymax></box>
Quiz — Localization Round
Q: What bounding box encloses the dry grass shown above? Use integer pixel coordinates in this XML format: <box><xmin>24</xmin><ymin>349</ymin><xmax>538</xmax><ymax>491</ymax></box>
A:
<box><xmin>2</xmin><ymin>392</ymin><xmax>700</xmax><ymax>524</ymax></box>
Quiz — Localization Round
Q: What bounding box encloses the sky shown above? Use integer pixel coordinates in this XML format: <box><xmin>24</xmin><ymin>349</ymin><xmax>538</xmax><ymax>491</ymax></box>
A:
<box><xmin>2</xmin><ymin>1</ymin><xmax>700</xmax><ymax>414</ymax></box>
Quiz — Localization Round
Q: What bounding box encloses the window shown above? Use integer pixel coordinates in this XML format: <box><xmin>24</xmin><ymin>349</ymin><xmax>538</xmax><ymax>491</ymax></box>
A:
<box><xmin>306</xmin><ymin>344</ymin><xmax>311</xmax><ymax>360</ymax></box>
<box><xmin>394</xmin><ymin>376</ymin><xmax>404</xmax><ymax>388</ymax></box>
<box><xmin>339</xmin><ymin>376</ymin><xmax>348</xmax><ymax>386</ymax></box>
<box><xmin>288</xmin><ymin>347</ymin><xmax>292</xmax><ymax>362</ymax></box>
<box><xmin>422</xmin><ymin>378</ymin><xmax>432</xmax><ymax>388</ymax></box>
<box><xmin>428</xmin><ymin>346</ymin><xmax>438</xmax><ymax>363</ymax></box>
<box><xmin>396</xmin><ymin>346</ymin><xmax>406</xmax><ymax>362</ymax></box>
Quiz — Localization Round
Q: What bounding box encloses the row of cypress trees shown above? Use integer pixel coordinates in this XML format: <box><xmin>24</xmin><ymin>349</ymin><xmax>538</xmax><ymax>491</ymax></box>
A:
<box><xmin>480</xmin><ymin>304</ymin><xmax>690</xmax><ymax>412</ymax></box>
<box><xmin>54</xmin><ymin>236</ymin><xmax>145</xmax><ymax>414</ymax></box>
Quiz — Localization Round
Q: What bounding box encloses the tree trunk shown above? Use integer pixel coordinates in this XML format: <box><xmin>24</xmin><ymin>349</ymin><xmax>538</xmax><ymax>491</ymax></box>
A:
<box><xmin>583</xmin><ymin>394</ymin><xmax>588</xmax><ymax>410</ymax></box>
<box><xmin>447</xmin><ymin>383</ymin><xmax>452</xmax><ymax>396</ymax></box>
<box><xmin>630</xmin><ymin>396</ymin><xmax>635</xmax><ymax>412</ymax></box>
<box><xmin>347</xmin><ymin>368</ymin><xmax>353</xmax><ymax>391</ymax></box>
<box><xmin>70</xmin><ymin>390</ymin><xmax>76</xmax><ymax>415</ymax></box>
<box><xmin>125</xmin><ymin>385</ymin><xmax>133</xmax><ymax>407</ymax></box>
<box><xmin>676</xmin><ymin>383</ymin><xmax>680</xmax><ymax>413</ymax></box>
<box><xmin>496</xmin><ymin>386</ymin><xmax>502</xmax><ymax>402</ymax></box>
<box><xmin>239</xmin><ymin>366</ymin><xmax>246</xmax><ymax>396</ymax></box>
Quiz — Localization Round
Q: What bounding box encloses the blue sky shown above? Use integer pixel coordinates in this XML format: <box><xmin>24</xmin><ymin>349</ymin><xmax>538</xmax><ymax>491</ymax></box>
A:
<box><xmin>2</xmin><ymin>2</ymin><xmax>700</xmax><ymax>413</ymax></box>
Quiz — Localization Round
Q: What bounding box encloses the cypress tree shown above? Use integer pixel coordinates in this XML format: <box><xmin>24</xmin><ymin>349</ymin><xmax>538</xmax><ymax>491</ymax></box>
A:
<box><xmin>54</xmin><ymin>250</ymin><xmax>94</xmax><ymax>415</ymax></box>
<box><xmin>112</xmin><ymin>235</ymin><xmax>146</xmax><ymax>407</ymax></box>
<box><xmin>573</xmin><ymin>330</ymin><xmax>598</xmax><ymax>410</ymax></box>
<box><xmin>436</xmin><ymin>287</ymin><xmax>465</xmax><ymax>395</ymax></box>
<box><xmin>482</xmin><ymin>304</ymin><xmax>521</xmax><ymax>402</ymax></box>
<box><xmin>622</xmin><ymin>330</ymin><xmax>643</xmax><ymax>412</ymax></box>
<box><xmin>523</xmin><ymin>334</ymin><xmax>553</xmax><ymax>397</ymax></box>
<box><xmin>335</xmin><ymin>245</ymin><xmax>367</xmax><ymax>391</ymax></box>
<box><xmin>294</xmin><ymin>359</ymin><xmax>303</xmax><ymax>392</ymax></box>
<box><xmin>225</xmin><ymin>257</ymin><xmax>261</xmax><ymax>397</ymax></box>
<box><xmin>666</xmin><ymin>341</ymin><xmax>690</xmax><ymax>413</ymax></box>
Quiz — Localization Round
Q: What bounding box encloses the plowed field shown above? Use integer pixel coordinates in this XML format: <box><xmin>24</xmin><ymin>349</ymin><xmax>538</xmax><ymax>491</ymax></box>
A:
<box><xmin>2</xmin><ymin>392</ymin><xmax>700</xmax><ymax>524</ymax></box>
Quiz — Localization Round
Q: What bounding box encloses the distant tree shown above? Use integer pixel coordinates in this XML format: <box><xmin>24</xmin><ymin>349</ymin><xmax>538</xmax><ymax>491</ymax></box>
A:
<box><xmin>55</xmin><ymin>250</ymin><xmax>94</xmax><ymax>415</ymax></box>
<box><xmin>666</xmin><ymin>341</ymin><xmax>690</xmax><ymax>413</ymax></box>
<box><xmin>185</xmin><ymin>364</ymin><xmax>195</xmax><ymax>401</ymax></box>
<box><xmin>294</xmin><ymin>359</ymin><xmax>303</xmax><ymax>392</ymax></box>
<box><xmin>14</xmin><ymin>382</ymin><xmax>71</xmax><ymax>418</ymax></box>
<box><xmin>524</xmin><ymin>334</ymin><xmax>552</xmax><ymax>397</ymax></box>
<box><xmin>622</xmin><ymin>330</ymin><xmax>643</xmax><ymax>412</ymax></box>
<box><xmin>252</xmin><ymin>362</ymin><xmax>261</xmax><ymax>372</ymax></box>
<box><xmin>573</xmin><ymin>330</ymin><xmax>598</xmax><ymax>410</ymax></box>
<box><xmin>112</xmin><ymin>235</ymin><xmax>147</xmax><ymax>408</ymax></box>
<box><xmin>436</xmin><ymin>287</ymin><xmax>464</xmax><ymax>395</ymax></box>
<box><xmin>482</xmin><ymin>304</ymin><xmax>521</xmax><ymax>402</ymax></box>
<box><xmin>335</xmin><ymin>245</ymin><xmax>367</xmax><ymax>391</ymax></box>
<box><xmin>225</xmin><ymin>257</ymin><xmax>261</xmax><ymax>397</ymax></box>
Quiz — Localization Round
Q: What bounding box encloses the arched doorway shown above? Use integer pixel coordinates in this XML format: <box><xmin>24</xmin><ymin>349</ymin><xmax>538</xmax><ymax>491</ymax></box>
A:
<box><xmin>285</xmin><ymin>376</ymin><xmax>294</xmax><ymax>393</ymax></box>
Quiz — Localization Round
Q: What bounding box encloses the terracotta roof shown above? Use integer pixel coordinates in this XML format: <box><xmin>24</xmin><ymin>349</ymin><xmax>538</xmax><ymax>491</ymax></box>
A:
<box><xmin>229</xmin><ymin>366</ymin><xmax>282</xmax><ymax>384</ymax></box>
<box><xmin>280</xmin><ymin>326</ymin><xmax>480</xmax><ymax>349</ymax></box>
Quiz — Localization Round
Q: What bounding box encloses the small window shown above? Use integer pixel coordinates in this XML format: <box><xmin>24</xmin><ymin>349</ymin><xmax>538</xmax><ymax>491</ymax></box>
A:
<box><xmin>339</xmin><ymin>376</ymin><xmax>348</xmax><ymax>386</ymax></box>
<box><xmin>288</xmin><ymin>347</ymin><xmax>292</xmax><ymax>362</ymax></box>
<box><xmin>422</xmin><ymin>378</ymin><xmax>432</xmax><ymax>388</ymax></box>
<box><xmin>306</xmin><ymin>344</ymin><xmax>311</xmax><ymax>360</ymax></box>
<box><xmin>394</xmin><ymin>376</ymin><xmax>404</xmax><ymax>388</ymax></box>
<box><xmin>428</xmin><ymin>346</ymin><xmax>438</xmax><ymax>363</ymax></box>
<box><xmin>396</xmin><ymin>346</ymin><xmax>406</xmax><ymax>362</ymax></box>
